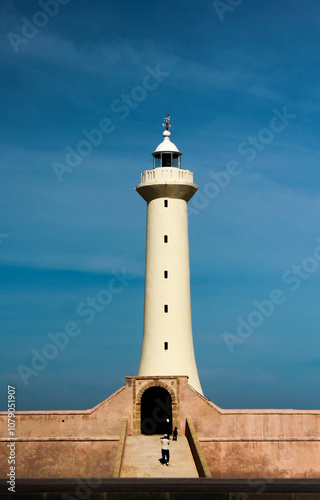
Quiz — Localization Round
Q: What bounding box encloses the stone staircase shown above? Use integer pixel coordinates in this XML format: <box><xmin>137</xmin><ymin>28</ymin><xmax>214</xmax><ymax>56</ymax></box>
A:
<box><xmin>120</xmin><ymin>434</ymin><xmax>199</xmax><ymax>478</ymax></box>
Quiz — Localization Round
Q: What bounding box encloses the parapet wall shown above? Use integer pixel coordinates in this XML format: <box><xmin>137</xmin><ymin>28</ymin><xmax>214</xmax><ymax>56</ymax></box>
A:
<box><xmin>179</xmin><ymin>379</ymin><xmax>320</xmax><ymax>478</ymax></box>
<box><xmin>0</xmin><ymin>385</ymin><xmax>132</xmax><ymax>478</ymax></box>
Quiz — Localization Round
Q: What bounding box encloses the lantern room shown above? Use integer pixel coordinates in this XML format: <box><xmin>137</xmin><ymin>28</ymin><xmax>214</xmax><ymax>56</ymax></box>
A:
<box><xmin>152</xmin><ymin>115</ymin><xmax>182</xmax><ymax>169</ymax></box>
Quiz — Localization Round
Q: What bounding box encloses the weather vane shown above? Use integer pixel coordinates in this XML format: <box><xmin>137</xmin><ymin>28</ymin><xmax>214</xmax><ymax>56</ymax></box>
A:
<box><xmin>163</xmin><ymin>108</ymin><xmax>171</xmax><ymax>131</ymax></box>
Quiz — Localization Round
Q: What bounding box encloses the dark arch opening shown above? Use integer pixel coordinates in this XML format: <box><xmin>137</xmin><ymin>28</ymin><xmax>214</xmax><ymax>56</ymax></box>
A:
<box><xmin>140</xmin><ymin>387</ymin><xmax>172</xmax><ymax>435</ymax></box>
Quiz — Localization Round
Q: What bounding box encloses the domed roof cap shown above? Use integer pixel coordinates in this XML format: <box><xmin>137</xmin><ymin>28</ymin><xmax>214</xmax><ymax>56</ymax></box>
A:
<box><xmin>152</xmin><ymin>114</ymin><xmax>182</xmax><ymax>156</ymax></box>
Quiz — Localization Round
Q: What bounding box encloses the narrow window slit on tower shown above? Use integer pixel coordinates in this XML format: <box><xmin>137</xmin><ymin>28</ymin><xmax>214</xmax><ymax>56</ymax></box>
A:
<box><xmin>164</xmin><ymin>235</ymin><xmax>168</xmax><ymax>243</ymax></box>
<box><xmin>164</xmin><ymin>305</ymin><xmax>168</xmax><ymax>313</ymax></box>
<box><xmin>164</xmin><ymin>270</ymin><xmax>168</xmax><ymax>279</ymax></box>
<box><xmin>164</xmin><ymin>342</ymin><xmax>168</xmax><ymax>350</ymax></box>
<box><xmin>164</xmin><ymin>199</ymin><xmax>168</xmax><ymax>207</ymax></box>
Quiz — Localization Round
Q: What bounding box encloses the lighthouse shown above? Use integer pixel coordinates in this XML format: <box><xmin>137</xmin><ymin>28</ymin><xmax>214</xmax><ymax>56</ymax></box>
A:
<box><xmin>136</xmin><ymin>115</ymin><xmax>203</xmax><ymax>395</ymax></box>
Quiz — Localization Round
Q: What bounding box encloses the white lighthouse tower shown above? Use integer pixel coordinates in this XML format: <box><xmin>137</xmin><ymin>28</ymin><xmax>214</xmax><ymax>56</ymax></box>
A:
<box><xmin>136</xmin><ymin>115</ymin><xmax>203</xmax><ymax>395</ymax></box>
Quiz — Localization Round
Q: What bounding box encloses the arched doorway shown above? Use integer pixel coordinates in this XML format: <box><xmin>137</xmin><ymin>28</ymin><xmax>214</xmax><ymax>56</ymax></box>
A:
<box><xmin>140</xmin><ymin>386</ymin><xmax>172</xmax><ymax>435</ymax></box>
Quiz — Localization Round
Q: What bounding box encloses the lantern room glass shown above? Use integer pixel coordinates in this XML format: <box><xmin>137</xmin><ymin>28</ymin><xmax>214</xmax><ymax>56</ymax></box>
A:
<box><xmin>153</xmin><ymin>153</ymin><xmax>181</xmax><ymax>169</ymax></box>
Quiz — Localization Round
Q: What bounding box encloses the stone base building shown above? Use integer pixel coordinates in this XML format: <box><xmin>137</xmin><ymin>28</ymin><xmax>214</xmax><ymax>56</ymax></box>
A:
<box><xmin>1</xmin><ymin>376</ymin><xmax>320</xmax><ymax>478</ymax></box>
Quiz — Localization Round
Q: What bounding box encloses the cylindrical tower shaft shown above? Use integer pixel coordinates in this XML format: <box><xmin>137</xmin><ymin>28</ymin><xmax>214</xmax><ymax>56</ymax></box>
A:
<box><xmin>136</xmin><ymin>124</ymin><xmax>203</xmax><ymax>395</ymax></box>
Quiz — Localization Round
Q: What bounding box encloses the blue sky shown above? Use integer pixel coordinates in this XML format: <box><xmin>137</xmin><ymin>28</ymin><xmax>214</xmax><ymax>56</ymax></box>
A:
<box><xmin>1</xmin><ymin>0</ymin><xmax>320</xmax><ymax>410</ymax></box>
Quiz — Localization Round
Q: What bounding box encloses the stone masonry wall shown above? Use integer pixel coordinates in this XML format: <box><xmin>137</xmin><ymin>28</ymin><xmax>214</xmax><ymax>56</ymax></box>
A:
<box><xmin>179</xmin><ymin>379</ymin><xmax>320</xmax><ymax>478</ymax></box>
<box><xmin>1</xmin><ymin>377</ymin><xmax>320</xmax><ymax>478</ymax></box>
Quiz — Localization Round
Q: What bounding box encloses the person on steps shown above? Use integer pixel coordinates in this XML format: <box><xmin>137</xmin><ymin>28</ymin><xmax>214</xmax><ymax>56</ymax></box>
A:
<box><xmin>160</xmin><ymin>434</ymin><xmax>170</xmax><ymax>465</ymax></box>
